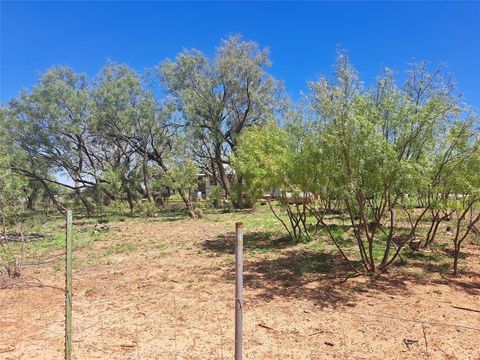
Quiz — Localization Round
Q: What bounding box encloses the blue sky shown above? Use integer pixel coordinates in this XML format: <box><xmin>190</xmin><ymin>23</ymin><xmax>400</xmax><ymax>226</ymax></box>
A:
<box><xmin>1</xmin><ymin>1</ymin><xmax>479</xmax><ymax>108</ymax></box>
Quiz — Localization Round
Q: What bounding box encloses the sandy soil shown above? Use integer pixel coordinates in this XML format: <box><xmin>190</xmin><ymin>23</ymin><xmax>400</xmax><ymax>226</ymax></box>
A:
<box><xmin>1</xmin><ymin>217</ymin><xmax>479</xmax><ymax>359</ymax></box>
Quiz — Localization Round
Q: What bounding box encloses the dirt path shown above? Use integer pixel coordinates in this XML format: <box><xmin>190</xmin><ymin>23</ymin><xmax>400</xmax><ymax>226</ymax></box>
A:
<box><xmin>1</xmin><ymin>218</ymin><xmax>479</xmax><ymax>359</ymax></box>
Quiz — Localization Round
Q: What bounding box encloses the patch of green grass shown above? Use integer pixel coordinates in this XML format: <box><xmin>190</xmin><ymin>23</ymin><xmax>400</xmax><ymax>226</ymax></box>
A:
<box><xmin>153</xmin><ymin>243</ymin><xmax>167</xmax><ymax>250</ymax></box>
<box><xmin>403</xmin><ymin>249</ymin><xmax>448</xmax><ymax>262</ymax></box>
<box><xmin>273</xmin><ymin>251</ymin><xmax>333</xmax><ymax>275</ymax></box>
<box><xmin>307</xmin><ymin>240</ymin><xmax>325</xmax><ymax>252</ymax></box>
<box><xmin>15</xmin><ymin>230</ymin><xmax>99</xmax><ymax>263</ymax></box>
<box><xmin>371</xmin><ymin>242</ymin><xmax>387</xmax><ymax>262</ymax></box>
<box><xmin>101</xmin><ymin>242</ymin><xmax>137</xmax><ymax>257</ymax></box>
<box><xmin>298</xmin><ymin>234</ymin><xmax>313</xmax><ymax>244</ymax></box>
<box><xmin>332</xmin><ymin>227</ymin><xmax>354</xmax><ymax>247</ymax></box>
<box><xmin>205</xmin><ymin>205</ymin><xmax>288</xmax><ymax>233</ymax></box>
<box><xmin>302</xmin><ymin>252</ymin><xmax>333</xmax><ymax>272</ymax></box>
<box><xmin>248</xmin><ymin>246</ymin><xmax>271</xmax><ymax>255</ymax></box>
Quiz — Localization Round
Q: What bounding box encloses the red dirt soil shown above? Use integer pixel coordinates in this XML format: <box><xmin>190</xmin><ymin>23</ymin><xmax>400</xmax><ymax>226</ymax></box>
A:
<box><xmin>1</xmin><ymin>218</ymin><xmax>479</xmax><ymax>359</ymax></box>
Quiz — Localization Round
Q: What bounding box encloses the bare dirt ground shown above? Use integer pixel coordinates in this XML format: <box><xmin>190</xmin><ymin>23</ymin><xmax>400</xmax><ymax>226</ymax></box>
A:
<box><xmin>1</xmin><ymin>216</ymin><xmax>479</xmax><ymax>359</ymax></box>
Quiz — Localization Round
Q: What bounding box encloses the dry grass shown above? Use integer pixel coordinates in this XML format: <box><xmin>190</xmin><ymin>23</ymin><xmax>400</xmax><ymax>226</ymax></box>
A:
<box><xmin>0</xmin><ymin>210</ymin><xmax>479</xmax><ymax>359</ymax></box>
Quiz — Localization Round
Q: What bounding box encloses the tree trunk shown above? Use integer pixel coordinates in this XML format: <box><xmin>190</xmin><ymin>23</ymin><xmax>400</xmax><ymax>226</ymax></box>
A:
<box><xmin>214</xmin><ymin>145</ymin><xmax>229</xmax><ymax>197</ymax></box>
<box><xmin>39</xmin><ymin>179</ymin><xmax>66</xmax><ymax>215</ymax></box>
<box><xmin>126</xmin><ymin>188</ymin><xmax>134</xmax><ymax>215</ymax></box>
<box><xmin>79</xmin><ymin>194</ymin><xmax>94</xmax><ymax>217</ymax></box>
<box><xmin>232</xmin><ymin>175</ymin><xmax>244</xmax><ymax>209</ymax></box>
<box><xmin>142</xmin><ymin>155</ymin><xmax>154</xmax><ymax>203</ymax></box>
<box><xmin>178</xmin><ymin>189</ymin><xmax>197</xmax><ymax>219</ymax></box>
<box><xmin>425</xmin><ymin>217</ymin><xmax>442</xmax><ymax>248</ymax></box>
<box><xmin>26</xmin><ymin>194</ymin><xmax>36</xmax><ymax>211</ymax></box>
<box><xmin>74</xmin><ymin>180</ymin><xmax>94</xmax><ymax>216</ymax></box>
<box><xmin>453</xmin><ymin>246</ymin><xmax>460</xmax><ymax>276</ymax></box>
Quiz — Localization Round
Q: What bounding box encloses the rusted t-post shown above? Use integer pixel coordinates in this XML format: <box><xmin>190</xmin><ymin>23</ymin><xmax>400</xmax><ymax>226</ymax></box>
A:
<box><xmin>235</xmin><ymin>222</ymin><xmax>244</xmax><ymax>360</ymax></box>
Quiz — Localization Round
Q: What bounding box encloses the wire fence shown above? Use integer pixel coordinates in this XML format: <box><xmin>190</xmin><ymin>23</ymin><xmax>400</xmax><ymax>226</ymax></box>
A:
<box><xmin>2</xmin><ymin>277</ymin><xmax>479</xmax><ymax>359</ymax></box>
<box><xmin>1</xmin><ymin>216</ymin><xmax>479</xmax><ymax>359</ymax></box>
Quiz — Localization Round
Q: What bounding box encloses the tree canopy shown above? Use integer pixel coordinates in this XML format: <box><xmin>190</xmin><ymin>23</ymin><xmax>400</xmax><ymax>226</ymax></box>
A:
<box><xmin>2</xmin><ymin>37</ymin><xmax>479</xmax><ymax>274</ymax></box>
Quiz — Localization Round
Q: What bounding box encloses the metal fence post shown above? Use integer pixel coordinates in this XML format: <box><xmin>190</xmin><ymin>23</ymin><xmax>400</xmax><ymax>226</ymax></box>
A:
<box><xmin>235</xmin><ymin>222</ymin><xmax>244</xmax><ymax>360</ymax></box>
<box><xmin>65</xmin><ymin>210</ymin><xmax>73</xmax><ymax>360</ymax></box>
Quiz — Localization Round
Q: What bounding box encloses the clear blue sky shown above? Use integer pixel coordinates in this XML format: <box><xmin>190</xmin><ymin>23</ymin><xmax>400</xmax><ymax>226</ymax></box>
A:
<box><xmin>1</xmin><ymin>1</ymin><xmax>479</xmax><ymax>108</ymax></box>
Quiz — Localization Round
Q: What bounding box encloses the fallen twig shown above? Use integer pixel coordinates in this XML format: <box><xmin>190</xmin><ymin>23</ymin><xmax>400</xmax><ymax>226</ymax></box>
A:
<box><xmin>403</xmin><ymin>339</ymin><xmax>418</xmax><ymax>350</ymax></box>
<box><xmin>452</xmin><ymin>305</ymin><xmax>480</xmax><ymax>313</ymax></box>
<box><xmin>258</xmin><ymin>323</ymin><xmax>275</xmax><ymax>331</ymax></box>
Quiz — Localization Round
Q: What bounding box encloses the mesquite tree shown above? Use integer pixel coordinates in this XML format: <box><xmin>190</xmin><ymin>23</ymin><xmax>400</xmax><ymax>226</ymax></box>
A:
<box><xmin>159</xmin><ymin>35</ymin><xmax>284</xmax><ymax>200</ymax></box>
<box><xmin>420</xmin><ymin>119</ymin><xmax>478</xmax><ymax>248</ymax></box>
<box><xmin>6</xmin><ymin>67</ymin><xmax>100</xmax><ymax>214</ymax></box>
<box><xmin>0</xmin><ymin>119</ymin><xmax>29</xmax><ymax>277</ymax></box>
<box><xmin>307</xmin><ymin>55</ymin><xmax>462</xmax><ymax>273</ymax></box>
<box><xmin>93</xmin><ymin>63</ymin><xmax>199</xmax><ymax>217</ymax></box>
<box><xmin>91</xmin><ymin>62</ymin><xmax>162</xmax><ymax>212</ymax></box>
<box><xmin>233</xmin><ymin>120</ymin><xmax>322</xmax><ymax>242</ymax></box>
<box><xmin>1</xmin><ymin>37</ymin><xmax>478</xmax><ymax>274</ymax></box>
<box><xmin>4</xmin><ymin>63</ymin><xmax>201</xmax><ymax>217</ymax></box>
<box><xmin>445</xmin><ymin>138</ymin><xmax>480</xmax><ymax>274</ymax></box>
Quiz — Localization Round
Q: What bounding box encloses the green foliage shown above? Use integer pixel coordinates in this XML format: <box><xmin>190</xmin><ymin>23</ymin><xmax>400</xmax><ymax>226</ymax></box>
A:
<box><xmin>234</xmin><ymin>123</ymin><xmax>292</xmax><ymax>192</ymax></box>
<box><xmin>136</xmin><ymin>201</ymin><xmax>158</xmax><ymax>217</ymax></box>
<box><xmin>303</xmin><ymin>53</ymin><xmax>475</xmax><ymax>273</ymax></box>
<box><xmin>0</xmin><ymin>114</ymin><xmax>28</xmax><ymax>221</ymax></box>
<box><xmin>230</xmin><ymin>180</ymin><xmax>263</xmax><ymax>210</ymax></box>
<box><xmin>157</xmin><ymin>160</ymin><xmax>198</xmax><ymax>194</ymax></box>
<box><xmin>207</xmin><ymin>185</ymin><xmax>223</xmax><ymax>208</ymax></box>
<box><xmin>233</xmin><ymin>121</ymin><xmax>319</xmax><ymax>241</ymax></box>
<box><xmin>0</xmin><ymin>162</ymin><xmax>26</xmax><ymax>221</ymax></box>
<box><xmin>2</xmin><ymin>37</ymin><xmax>479</xmax><ymax>277</ymax></box>
<box><xmin>159</xmin><ymin>35</ymin><xmax>285</xmax><ymax>198</ymax></box>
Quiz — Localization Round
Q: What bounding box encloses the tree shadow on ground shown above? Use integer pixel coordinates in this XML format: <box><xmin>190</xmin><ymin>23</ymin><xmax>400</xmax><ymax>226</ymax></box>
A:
<box><xmin>201</xmin><ymin>231</ymin><xmax>294</xmax><ymax>255</ymax></box>
<box><xmin>201</xmin><ymin>231</ymin><xmax>416</xmax><ymax>308</ymax></box>
<box><xmin>242</xmin><ymin>250</ymin><xmax>368</xmax><ymax>308</ymax></box>
<box><xmin>401</xmin><ymin>246</ymin><xmax>480</xmax><ymax>296</ymax></box>
<box><xmin>434</xmin><ymin>274</ymin><xmax>480</xmax><ymax>296</ymax></box>
<box><xmin>202</xmin><ymin>230</ymin><xmax>480</xmax><ymax>308</ymax></box>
